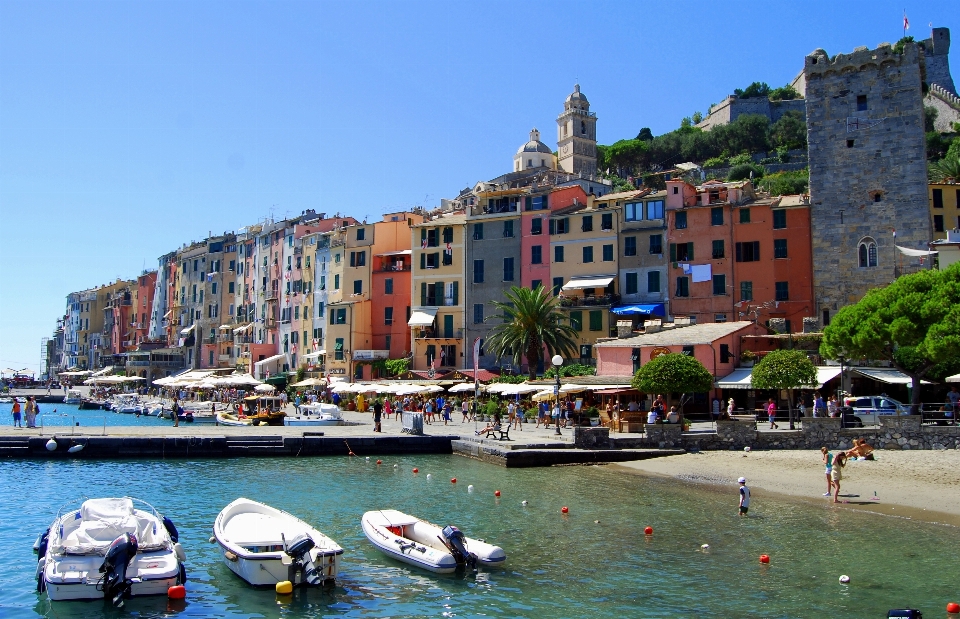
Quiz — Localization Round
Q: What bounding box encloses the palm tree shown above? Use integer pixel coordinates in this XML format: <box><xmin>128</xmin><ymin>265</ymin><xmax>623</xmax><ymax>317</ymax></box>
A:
<box><xmin>929</xmin><ymin>156</ymin><xmax>960</xmax><ymax>183</ymax></box>
<box><xmin>484</xmin><ymin>285</ymin><xmax>580</xmax><ymax>380</ymax></box>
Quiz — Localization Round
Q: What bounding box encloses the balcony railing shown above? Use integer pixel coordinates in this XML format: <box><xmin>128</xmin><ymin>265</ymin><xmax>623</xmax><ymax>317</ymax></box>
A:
<box><xmin>415</xmin><ymin>328</ymin><xmax>463</xmax><ymax>339</ymax></box>
<box><xmin>379</xmin><ymin>263</ymin><xmax>411</xmax><ymax>272</ymax></box>
<box><xmin>559</xmin><ymin>293</ymin><xmax>621</xmax><ymax>308</ymax></box>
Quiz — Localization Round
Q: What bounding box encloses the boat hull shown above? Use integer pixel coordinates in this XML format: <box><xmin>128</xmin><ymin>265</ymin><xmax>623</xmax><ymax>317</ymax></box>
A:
<box><xmin>214</xmin><ymin>497</ymin><xmax>342</xmax><ymax>587</ymax></box>
<box><xmin>43</xmin><ymin>551</ymin><xmax>180</xmax><ymax>601</ymax></box>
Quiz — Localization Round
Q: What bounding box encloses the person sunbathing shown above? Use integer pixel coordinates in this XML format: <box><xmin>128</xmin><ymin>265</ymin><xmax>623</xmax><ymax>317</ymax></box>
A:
<box><xmin>476</xmin><ymin>414</ymin><xmax>502</xmax><ymax>437</ymax></box>
<box><xmin>846</xmin><ymin>438</ymin><xmax>875</xmax><ymax>460</ymax></box>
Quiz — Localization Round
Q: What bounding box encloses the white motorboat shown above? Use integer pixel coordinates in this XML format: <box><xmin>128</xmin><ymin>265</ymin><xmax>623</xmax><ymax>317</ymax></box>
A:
<box><xmin>64</xmin><ymin>389</ymin><xmax>83</xmax><ymax>405</ymax></box>
<box><xmin>213</xmin><ymin>498</ymin><xmax>342</xmax><ymax>587</ymax></box>
<box><xmin>216</xmin><ymin>411</ymin><xmax>252</xmax><ymax>426</ymax></box>
<box><xmin>361</xmin><ymin>510</ymin><xmax>505</xmax><ymax>574</ymax></box>
<box><xmin>34</xmin><ymin>497</ymin><xmax>186</xmax><ymax>607</ymax></box>
<box><xmin>283</xmin><ymin>403</ymin><xmax>343</xmax><ymax>426</ymax></box>
<box><xmin>112</xmin><ymin>395</ymin><xmax>143</xmax><ymax>414</ymax></box>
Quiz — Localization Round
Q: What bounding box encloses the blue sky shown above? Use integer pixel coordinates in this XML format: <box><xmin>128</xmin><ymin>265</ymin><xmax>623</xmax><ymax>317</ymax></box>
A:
<box><xmin>0</xmin><ymin>0</ymin><xmax>955</xmax><ymax>375</ymax></box>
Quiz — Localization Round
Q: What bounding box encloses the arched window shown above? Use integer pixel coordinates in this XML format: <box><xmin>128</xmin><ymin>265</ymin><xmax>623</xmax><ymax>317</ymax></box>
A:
<box><xmin>581</xmin><ymin>120</ymin><xmax>586</xmax><ymax>134</ymax></box>
<box><xmin>858</xmin><ymin>237</ymin><xmax>878</xmax><ymax>267</ymax></box>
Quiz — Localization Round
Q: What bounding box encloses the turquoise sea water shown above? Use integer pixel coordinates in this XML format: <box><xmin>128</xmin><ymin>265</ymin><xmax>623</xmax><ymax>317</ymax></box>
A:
<box><xmin>27</xmin><ymin>403</ymin><xmax>172</xmax><ymax>429</ymax></box>
<box><xmin>0</xmin><ymin>454</ymin><xmax>957</xmax><ymax>618</ymax></box>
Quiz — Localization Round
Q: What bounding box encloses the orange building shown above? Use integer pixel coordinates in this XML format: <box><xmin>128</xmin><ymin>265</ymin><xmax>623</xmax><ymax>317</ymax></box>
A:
<box><xmin>665</xmin><ymin>179</ymin><xmax>814</xmax><ymax>332</ymax></box>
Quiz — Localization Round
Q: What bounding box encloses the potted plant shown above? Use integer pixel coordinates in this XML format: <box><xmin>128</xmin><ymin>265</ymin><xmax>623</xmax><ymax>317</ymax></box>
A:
<box><xmin>740</xmin><ymin>350</ymin><xmax>756</xmax><ymax>367</ymax></box>
<box><xmin>681</xmin><ymin>417</ymin><xmax>692</xmax><ymax>431</ymax></box>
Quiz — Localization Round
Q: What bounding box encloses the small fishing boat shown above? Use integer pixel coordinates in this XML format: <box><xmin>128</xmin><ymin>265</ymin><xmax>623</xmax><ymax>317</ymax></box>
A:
<box><xmin>283</xmin><ymin>402</ymin><xmax>343</xmax><ymax>426</ymax></box>
<box><xmin>34</xmin><ymin>497</ymin><xmax>186</xmax><ymax>607</ymax></box>
<box><xmin>64</xmin><ymin>389</ymin><xmax>83</xmax><ymax>405</ymax></box>
<box><xmin>213</xmin><ymin>498</ymin><xmax>342</xmax><ymax>587</ymax></box>
<box><xmin>361</xmin><ymin>510</ymin><xmax>505</xmax><ymax>574</ymax></box>
<box><xmin>216</xmin><ymin>411</ymin><xmax>252</xmax><ymax>426</ymax></box>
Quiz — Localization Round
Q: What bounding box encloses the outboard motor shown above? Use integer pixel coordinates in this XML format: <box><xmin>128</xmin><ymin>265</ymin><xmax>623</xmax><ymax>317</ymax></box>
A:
<box><xmin>441</xmin><ymin>526</ymin><xmax>477</xmax><ymax>569</ymax></box>
<box><xmin>35</xmin><ymin>530</ymin><xmax>49</xmax><ymax>593</ymax></box>
<box><xmin>283</xmin><ymin>533</ymin><xmax>322</xmax><ymax>586</ymax></box>
<box><xmin>99</xmin><ymin>533</ymin><xmax>138</xmax><ymax>607</ymax></box>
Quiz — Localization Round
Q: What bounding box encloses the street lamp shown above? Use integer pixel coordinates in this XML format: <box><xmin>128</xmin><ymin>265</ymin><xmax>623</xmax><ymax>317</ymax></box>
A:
<box><xmin>552</xmin><ymin>354</ymin><xmax>563</xmax><ymax>435</ymax></box>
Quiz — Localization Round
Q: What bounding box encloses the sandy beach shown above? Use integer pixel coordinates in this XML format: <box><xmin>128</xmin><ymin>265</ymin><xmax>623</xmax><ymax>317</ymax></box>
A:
<box><xmin>615</xmin><ymin>449</ymin><xmax>960</xmax><ymax>526</ymax></box>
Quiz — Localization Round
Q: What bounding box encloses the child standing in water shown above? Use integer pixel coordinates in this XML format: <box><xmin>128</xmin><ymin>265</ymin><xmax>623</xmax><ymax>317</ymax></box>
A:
<box><xmin>821</xmin><ymin>446</ymin><xmax>833</xmax><ymax>496</ymax></box>
<box><xmin>738</xmin><ymin>477</ymin><xmax>750</xmax><ymax>516</ymax></box>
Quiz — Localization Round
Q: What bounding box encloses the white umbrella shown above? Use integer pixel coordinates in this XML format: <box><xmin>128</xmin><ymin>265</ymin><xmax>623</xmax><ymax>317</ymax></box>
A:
<box><xmin>331</xmin><ymin>382</ymin><xmax>357</xmax><ymax>393</ymax></box>
<box><xmin>289</xmin><ymin>377</ymin><xmax>324</xmax><ymax>387</ymax></box>
<box><xmin>418</xmin><ymin>385</ymin><xmax>444</xmax><ymax>394</ymax></box>
<box><xmin>532</xmin><ymin>389</ymin><xmax>555</xmax><ymax>402</ymax></box>
<box><xmin>559</xmin><ymin>383</ymin><xmax>588</xmax><ymax>394</ymax></box>
<box><xmin>947</xmin><ymin>373</ymin><xmax>960</xmax><ymax>383</ymax></box>
<box><xmin>448</xmin><ymin>383</ymin><xmax>483</xmax><ymax>393</ymax></box>
<box><xmin>196</xmin><ymin>381</ymin><xmax>218</xmax><ymax>389</ymax></box>
<box><xmin>254</xmin><ymin>384</ymin><xmax>276</xmax><ymax>393</ymax></box>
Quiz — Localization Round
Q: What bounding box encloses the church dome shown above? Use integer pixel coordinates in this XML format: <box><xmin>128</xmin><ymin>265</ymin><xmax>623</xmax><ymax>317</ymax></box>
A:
<box><xmin>565</xmin><ymin>83</ymin><xmax>589</xmax><ymax>104</ymax></box>
<box><xmin>516</xmin><ymin>128</ymin><xmax>552</xmax><ymax>155</ymax></box>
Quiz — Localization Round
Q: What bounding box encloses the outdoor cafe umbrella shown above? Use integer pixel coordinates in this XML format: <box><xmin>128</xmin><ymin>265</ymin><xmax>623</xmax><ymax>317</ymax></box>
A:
<box><xmin>254</xmin><ymin>384</ymin><xmax>276</xmax><ymax>393</ymax></box>
<box><xmin>448</xmin><ymin>383</ymin><xmax>484</xmax><ymax>393</ymax></box>
<box><xmin>289</xmin><ymin>377</ymin><xmax>325</xmax><ymax>387</ymax></box>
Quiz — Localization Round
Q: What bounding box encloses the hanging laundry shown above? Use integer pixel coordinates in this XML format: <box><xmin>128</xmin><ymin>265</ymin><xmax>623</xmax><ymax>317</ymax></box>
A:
<box><xmin>690</xmin><ymin>264</ymin><xmax>712</xmax><ymax>283</ymax></box>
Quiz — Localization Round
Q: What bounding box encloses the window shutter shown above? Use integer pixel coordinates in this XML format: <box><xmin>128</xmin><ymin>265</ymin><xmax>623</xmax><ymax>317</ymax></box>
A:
<box><xmin>452</xmin><ymin>281</ymin><xmax>459</xmax><ymax>305</ymax></box>
<box><xmin>549</xmin><ymin>219</ymin><xmax>556</xmax><ymax>235</ymax></box>
<box><xmin>349</xmin><ymin>252</ymin><xmax>355</xmax><ymax>267</ymax></box>
<box><xmin>420</xmin><ymin>253</ymin><xmax>426</xmax><ymax>270</ymax></box>
<box><xmin>421</xmin><ymin>229</ymin><xmax>426</xmax><ymax>243</ymax></box>
<box><xmin>735</xmin><ymin>242</ymin><xmax>742</xmax><ymax>262</ymax></box>
<box><xmin>543</xmin><ymin>194</ymin><xmax>549</xmax><ymax>209</ymax></box>
<box><xmin>435</xmin><ymin>282</ymin><xmax>444</xmax><ymax>306</ymax></box>
<box><xmin>420</xmin><ymin>282</ymin><xmax>427</xmax><ymax>306</ymax></box>
<box><xmin>753</xmin><ymin>241</ymin><xmax>760</xmax><ymax>260</ymax></box>
<box><xmin>687</xmin><ymin>242</ymin><xmax>694</xmax><ymax>261</ymax></box>
<box><xmin>669</xmin><ymin>243</ymin><xmax>677</xmax><ymax>262</ymax></box>
<box><xmin>525</xmin><ymin>196</ymin><xmax>532</xmax><ymax>210</ymax></box>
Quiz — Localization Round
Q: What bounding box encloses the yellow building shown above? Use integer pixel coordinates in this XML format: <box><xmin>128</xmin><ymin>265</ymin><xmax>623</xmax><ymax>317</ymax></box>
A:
<box><xmin>930</xmin><ymin>183</ymin><xmax>960</xmax><ymax>240</ymax></box>
<box><xmin>549</xmin><ymin>200</ymin><xmax>621</xmax><ymax>365</ymax></box>
<box><xmin>409</xmin><ymin>215</ymin><xmax>467</xmax><ymax>372</ymax></box>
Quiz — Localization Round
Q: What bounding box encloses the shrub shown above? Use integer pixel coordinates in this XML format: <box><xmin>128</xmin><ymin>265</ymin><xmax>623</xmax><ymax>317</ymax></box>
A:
<box><xmin>727</xmin><ymin>163</ymin><xmax>764</xmax><ymax>181</ymax></box>
<box><xmin>483</xmin><ymin>400</ymin><xmax>501</xmax><ymax>417</ymax></box>
<box><xmin>728</xmin><ymin>153</ymin><xmax>754</xmax><ymax>166</ymax></box>
<box><xmin>703</xmin><ymin>156</ymin><xmax>727</xmax><ymax>168</ymax></box>
<box><xmin>762</xmin><ymin>169</ymin><xmax>809</xmax><ymax>195</ymax></box>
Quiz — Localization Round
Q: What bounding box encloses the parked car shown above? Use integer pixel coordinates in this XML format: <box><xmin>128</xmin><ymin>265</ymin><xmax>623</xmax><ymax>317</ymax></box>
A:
<box><xmin>843</xmin><ymin>396</ymin><xmax>908</xmax><ymax>426</ymax></box>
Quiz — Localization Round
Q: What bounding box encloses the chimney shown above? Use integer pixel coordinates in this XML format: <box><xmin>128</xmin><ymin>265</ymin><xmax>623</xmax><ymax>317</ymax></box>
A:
<box><xmin>643</xmin><ymin>319</ymin><xmax>662</xmax><ymax>334</ymax></box>
<box><xmin>617</xmin><ymin>320</ymin><xmax>634</xmax><ymax>338</ymax></box>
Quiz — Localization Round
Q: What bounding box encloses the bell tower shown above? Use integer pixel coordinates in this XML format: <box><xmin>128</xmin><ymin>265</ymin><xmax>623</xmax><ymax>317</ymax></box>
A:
<box><xmin>556</xmin><ymin>84</ymin><xmax>598</xmax><ymax>176</ymax></box>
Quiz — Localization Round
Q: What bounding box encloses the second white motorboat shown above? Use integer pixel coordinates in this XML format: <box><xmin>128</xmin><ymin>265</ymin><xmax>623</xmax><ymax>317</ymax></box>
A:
<box><xmin>361</xmin><ymin>510</ymin><xmax>505</xmax><ymax>574</ymax></box>
<box><xmin>283</xmin><ymin>402</ymin><xmax>344</xmax><ymax>426</ymax></box>
<box><xmin>213</xmin><ymin>498</ymin><xmax>342</xmax><ymax>587</ymax></box>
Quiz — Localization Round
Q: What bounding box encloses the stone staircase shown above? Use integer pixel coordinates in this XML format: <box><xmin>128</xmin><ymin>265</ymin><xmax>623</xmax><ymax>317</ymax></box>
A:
<box><xmin>0</xmin><ymin>437</ymin><xmax>30</xmax><ymax>457</ymax></box>
<box><xmin>224</xmin><ymin>435</ymin><xmax>288</xmax><ymax>456</ymax></box>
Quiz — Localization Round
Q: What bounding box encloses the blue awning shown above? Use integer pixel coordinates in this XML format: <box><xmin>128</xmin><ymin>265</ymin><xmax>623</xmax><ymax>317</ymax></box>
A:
<box><xmin>610</xmin><ymin>304</ymin><xmax>665</xmax><ymax>316</ymax></box>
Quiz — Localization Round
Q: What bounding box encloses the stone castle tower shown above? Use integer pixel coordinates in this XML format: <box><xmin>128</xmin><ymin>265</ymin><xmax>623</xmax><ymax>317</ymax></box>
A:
<box><xmin>556</xmin><ymin>84</ymin><xmax>598</xmax><ymax>175</ymax></box>
<box><xmin>804</xmin><ymin>40</ymin><xmax>932</xmax><ymax>325</ymax></box>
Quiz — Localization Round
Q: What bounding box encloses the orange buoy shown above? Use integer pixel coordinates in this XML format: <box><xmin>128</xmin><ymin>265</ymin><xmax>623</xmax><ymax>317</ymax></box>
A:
<box><xmin>759</xmin><ymin>554</ymin><xmax>770</xmax><ymax>564</ymax></box>
<box><xmin>561</xmin><ymin>506</ymin><xmax>569</xmax><ymax>514</ymax></box>
<box><xmin>495</xmin><ymin>490</ymin><xmax>501</xmax><ymax>497</ymax></box>
<box><xmin>451</xmin><ymin>477</ymin><xmax>457</xmax><ymax>483</ymax></box>
<box><xmin>167</xmin><ymin>585</ymin><xmax>186</xmax><ymax>599</ymax></box>
<box><xmin>376</xmin><ymin>459</ymin><xmax>382</xmax><ymax>465</ymax></box>
<box><xmin>947</xmin><ymin>602</ymin><xmax>960</xmax><ymax>614</ymax></box>
<box><xmin>644</xmin><ymin>526</ymin><xmax>653</xmax><ymax>535</ymax></box>
<box><xmin>413</xmin><ymin>468</ymin><xmax>419</xmax><ymax>473</ymax></box>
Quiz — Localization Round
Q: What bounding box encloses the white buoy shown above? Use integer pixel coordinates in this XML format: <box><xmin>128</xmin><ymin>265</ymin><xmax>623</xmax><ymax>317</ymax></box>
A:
<box><xmin>701</xmin><ymin>544</ymin><xmax>710</xmax><ymax>551</ymax></box>
<box><xmin>467</xmin><ymin>485</ymin><xmax>474</xmax><ymax>492</ymax></box>
<box><xmin>839</xmin><ymin>575</ymin><xmax>850</xmax><ymax>584</ymax></box>
<box><xmin>744</xmin><ymin>446</ymin><xmax>751</xmax><ymax>452</ymax></box>
<box><xmin>426</xmin><ymin>474</ymin><xmax>432</xmax><ymax>480</ymax></box>
<box><xmin>68</xmin><ymin>444</ymin><xmax>84</xmax><ymax>453</ymax></box>
<box><xmin>45</xmin><ymin>439</ymin><xmax>58</xmax><ymax>451</ymax></box>
<box><xmin>521</xmin><ymin>500</ymin><xmax>528</xmax><ymax>506</ymax></box>
<box><xmin>393</xmin><ymin>464</ymin><xmax>398</xmax><ymax>468</ymax></box>
<box><xmin>366</xmin><ymin>456</ymin><xmax>370</xmax><ymax>460</ymax></box>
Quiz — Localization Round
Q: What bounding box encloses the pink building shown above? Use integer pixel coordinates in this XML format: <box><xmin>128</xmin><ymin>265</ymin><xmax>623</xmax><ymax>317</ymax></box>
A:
<box><xmin>519</xmin><ymin>185</ymin><xmax>589</xmax><ymax>291</ymax></box>
<box><xmin>596</xmin><ymin>320</ymin><xmax>764</xmax><ymax>411</ymax></box>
